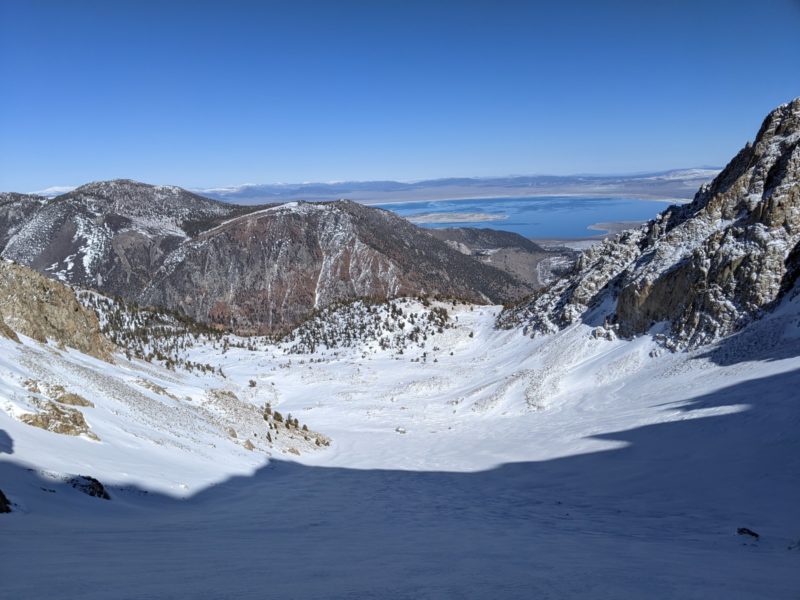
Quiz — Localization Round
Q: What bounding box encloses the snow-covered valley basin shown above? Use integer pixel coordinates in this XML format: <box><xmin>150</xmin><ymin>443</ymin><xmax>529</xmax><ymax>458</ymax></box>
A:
<box><xmin>2</xmin><ymin>301</ymin><xmax>799</xmax><ymax>599</ymax></box>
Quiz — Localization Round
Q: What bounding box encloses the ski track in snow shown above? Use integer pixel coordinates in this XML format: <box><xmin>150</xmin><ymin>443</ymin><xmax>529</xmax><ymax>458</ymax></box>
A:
<box><xmin>1</xmin><ymin>299</ymin><xmax>799</xmax><ymax>598</ymax></box>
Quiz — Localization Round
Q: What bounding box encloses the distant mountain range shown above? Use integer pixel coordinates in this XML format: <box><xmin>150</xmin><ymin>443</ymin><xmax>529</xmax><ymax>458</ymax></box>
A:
<box><xmin>198</xmin><ymin>169</ymin><xmax>722</xmax><ymax>204</ymax></box>
<box><xmin>32</xmin><ymin>169</ymin><xmax>720</xmax><ymax>204</ymax></box>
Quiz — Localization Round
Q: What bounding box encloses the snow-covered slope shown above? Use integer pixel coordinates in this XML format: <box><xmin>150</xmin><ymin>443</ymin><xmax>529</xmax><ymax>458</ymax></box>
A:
<box><xmin>2</xmin><ymin>285</ymin><xmax>799</xmax><ymax>598</ymax></box>
<box><xmin>0</xmin><ymin>333</ymin><xmax>327</xmax><ymax>496</ymax></box>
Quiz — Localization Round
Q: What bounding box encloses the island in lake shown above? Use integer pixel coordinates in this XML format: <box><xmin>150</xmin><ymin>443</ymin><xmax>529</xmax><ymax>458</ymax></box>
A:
<box><xmin>407</xmin><ymin>211</ymin><xmax>508</xmax><ymax>224</ymax></box>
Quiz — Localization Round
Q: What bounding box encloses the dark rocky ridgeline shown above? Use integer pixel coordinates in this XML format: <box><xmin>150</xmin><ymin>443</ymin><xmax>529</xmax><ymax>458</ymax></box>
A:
<box><xmin>500</xmin><ymin>97</ymin><xmax>800</xmax><ymax>348</ymax></box>
<box><xmin>0</xmin><ymin>180</ymin><xmax>533</xmax><ymax>333</ymax></box>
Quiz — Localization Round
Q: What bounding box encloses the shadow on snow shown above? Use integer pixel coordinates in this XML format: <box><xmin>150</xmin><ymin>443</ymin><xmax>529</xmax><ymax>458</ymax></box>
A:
<box><xmin>1</xmin><ymin>369</ymin><xmax>799</xmax><ymax>599</ymax></box>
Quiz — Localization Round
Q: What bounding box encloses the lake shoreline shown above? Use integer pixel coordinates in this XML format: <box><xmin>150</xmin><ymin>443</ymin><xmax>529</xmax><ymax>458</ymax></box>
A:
<box><xmin>377</xmin><ymin>195</ymin><xmax>669</xmax><ymax>240</ymax></box>
<box><xmin>408</xmin><ymin>212</ymin><xmax>508</xmax><ymax>224</ymax></box>
<box><xmin>365</xmin><ymin>193</ymin><xmax>689</xmax><ymax>206</ymax></box>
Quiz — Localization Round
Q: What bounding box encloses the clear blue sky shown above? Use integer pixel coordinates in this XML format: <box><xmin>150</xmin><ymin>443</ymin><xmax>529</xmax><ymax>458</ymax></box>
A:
<box><xmin>1</xmin><ymin>0</ymin><xmax>799</xmax><ymax>192</ymax></box>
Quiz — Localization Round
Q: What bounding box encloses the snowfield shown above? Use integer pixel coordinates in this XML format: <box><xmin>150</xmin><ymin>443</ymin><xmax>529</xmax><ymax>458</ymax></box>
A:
<box><xmin>1</xmin><ymin>296</ymin><xmax>799</xmax><ymax>598</ymax></box>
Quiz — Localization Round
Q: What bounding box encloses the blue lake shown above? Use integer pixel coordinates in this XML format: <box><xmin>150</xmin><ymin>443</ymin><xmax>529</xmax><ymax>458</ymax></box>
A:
<box><xmin>374</xmin><ymin>196</ymin><xmax>679</xmax><ymax>239</ymax></box>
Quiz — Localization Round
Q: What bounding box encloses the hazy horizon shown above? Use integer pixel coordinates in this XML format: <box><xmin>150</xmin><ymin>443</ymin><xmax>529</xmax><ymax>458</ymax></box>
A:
<box><xmin>23</xmin><ymin>166</ymin><xmax>724</xmax><ymax>197</ymax></box>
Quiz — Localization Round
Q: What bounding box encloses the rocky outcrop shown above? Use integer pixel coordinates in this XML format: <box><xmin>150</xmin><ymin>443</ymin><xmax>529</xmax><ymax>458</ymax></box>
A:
<box><xmin>68</xmin><ymin>475</ymin><xmax>110</xmax><ymax>499</ymax></box>
<box><xmin>22</xmin><ymin>380</ymin><xmax>95</xmax><ymax>407</ymax></box>
<box><xmin>0</xmin><ymin>260</ymin><xmax>113</xmax><ymax>360</ymax></box>
<box><xmin>0</xmin><ymin>489</ymin><xmax>11</xmax><ymax>513</ymax></box>
<box><xmin>501</xmin><ymin>98</ymin><xmax>800</xmax><ymax>348</ymax></box>
<box><xmin>20</xmin><ymin>399</ymin><xmax>99</xmax><ymax>440</ymax></box>
<box><xmin>0</xmin><ymin>316</ymin><xmax>20</xmax><ymax>342</ymax></box>
<box><xmin>0</xmin><ymin>182</ymin><xmax>532</xmax><ymax>333</ymax></box>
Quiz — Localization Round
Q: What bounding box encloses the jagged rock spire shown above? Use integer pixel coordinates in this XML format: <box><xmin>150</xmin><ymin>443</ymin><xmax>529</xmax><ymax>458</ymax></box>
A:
<box><xmin>501</xmin><ymin>98</ymin><xmax>800</xmax><ymax>348</ymax></box>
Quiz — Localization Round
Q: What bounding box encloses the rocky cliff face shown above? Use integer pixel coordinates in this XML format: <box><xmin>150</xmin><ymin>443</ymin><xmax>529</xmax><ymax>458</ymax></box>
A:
<box><xmin>0</xmin><ymin>260</ymin><xmax>113</xmax><ymax>360</ymax></box>
<box><xmin>0</xmin><ymin>181</ymin><xmax>531</xmax><ymax>332</ymax></box>
<box><xmin>140</xmin><ymin>200</ymin><xmax>530</xmax><ymax>332</ymax></box>
<box><xmin>500</xmin><ymin>98</ymin><xmax>800</xmax><ymax>348</ymax></box>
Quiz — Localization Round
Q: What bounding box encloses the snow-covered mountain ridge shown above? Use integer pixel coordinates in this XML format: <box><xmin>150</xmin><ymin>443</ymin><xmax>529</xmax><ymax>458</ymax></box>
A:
<box><xmin>0</xmin><ymin>181</ymin><xmax>533</xmax><ymax>332</ymax></box>
<box><xmin>501</xmin><ymin>97</ymin><xmax>800</xmax><ymax>348</ymax></box>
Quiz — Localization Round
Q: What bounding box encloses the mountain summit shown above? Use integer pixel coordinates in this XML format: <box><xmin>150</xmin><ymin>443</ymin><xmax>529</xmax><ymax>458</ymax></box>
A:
<box><xmin>501</xmin><ymin>97</ymin><xmax>800</xmax><ymax>348</ymax></box>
